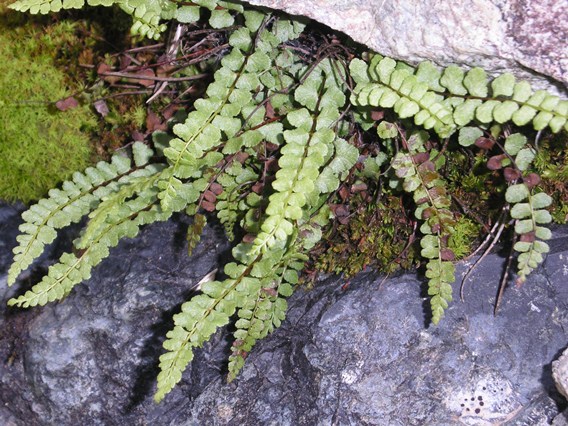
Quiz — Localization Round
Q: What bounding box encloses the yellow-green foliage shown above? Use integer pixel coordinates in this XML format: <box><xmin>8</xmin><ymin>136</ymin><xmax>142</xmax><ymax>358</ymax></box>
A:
<box><xmin>447</xmin><ymin>216</ymin><xmax>480</xmax><ymax>260</ymax></box>
<box><xmin>0</xmin><ymin>8</ymin><xmax>96</xmax><ymax>204</ymax></box>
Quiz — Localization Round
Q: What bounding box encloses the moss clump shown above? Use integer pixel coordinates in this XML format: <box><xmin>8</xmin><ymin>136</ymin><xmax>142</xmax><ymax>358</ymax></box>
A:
<box><xmin>312</xmin><ymin>192</ymin><xmax>418</xmax><ymax>278</ymax></box>
<box><xmin>0</xmin><ymin>7</ymin><xmax>97</xmax><ymax>204</ymax></box>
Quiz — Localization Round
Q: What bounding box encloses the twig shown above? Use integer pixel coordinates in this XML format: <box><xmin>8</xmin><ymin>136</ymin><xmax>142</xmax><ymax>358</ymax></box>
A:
<box><xmin>460</xmin><ymin>207</ymin><xmax>508</xmax><ymax>301</ymax></box>
<box><xmin>494</xmin><ymin>237</ymin><xmax>516</xmax><ymax>316</ymax></box>
<box><xmin>147</xmin><ymin>24</ymin><xmax>186</xmax><ymax>104</ymax></box>
<box><xmin>98</xmin><ymin>71</ymin><xmax>209</xmax><ymax>82</ymax></box>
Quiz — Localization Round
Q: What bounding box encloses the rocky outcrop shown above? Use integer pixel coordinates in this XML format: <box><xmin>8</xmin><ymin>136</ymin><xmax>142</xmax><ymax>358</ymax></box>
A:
<box><xmin>243</xmin><ymin>0</ymin><xmax>568</xmax><ymax>96</ymax></box>
<box><xmin>0</xmin><ymin>202</ymin><xmax>567</xmax><ymax>424</ymax></box>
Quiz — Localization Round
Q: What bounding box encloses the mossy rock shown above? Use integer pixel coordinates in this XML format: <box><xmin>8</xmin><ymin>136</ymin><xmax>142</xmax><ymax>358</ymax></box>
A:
<box><xmin>0</xmin><ymin>7</ymin><xmax>97</xmax><ymax>204</ymax></box>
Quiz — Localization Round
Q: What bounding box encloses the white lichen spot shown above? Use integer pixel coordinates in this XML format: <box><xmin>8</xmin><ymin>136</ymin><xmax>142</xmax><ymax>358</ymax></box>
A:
<box><xmin>341</xmin><ymin>369</ymin><xmax>358</xmax><ymax>384</ymax></box>
<box><xmin>529</xmin><ymin>301</ymin><xmax>541</xmax><ymax>313</ymax></box>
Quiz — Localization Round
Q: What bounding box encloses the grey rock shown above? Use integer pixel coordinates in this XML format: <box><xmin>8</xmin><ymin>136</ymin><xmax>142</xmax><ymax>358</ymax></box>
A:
<box><xmin>243</xmin><ymin>0</ymin><xmax>568</xmax><ymax>96</ymax></box>
<box><xmin>554</xmin><ymin>348</ymin><xmax>568</xmax><ymax>400</ymax></box>
<box><xmin>0</xmin><ymin>202</ymin><xmax>567</xmax><ymax>425</ymax></box>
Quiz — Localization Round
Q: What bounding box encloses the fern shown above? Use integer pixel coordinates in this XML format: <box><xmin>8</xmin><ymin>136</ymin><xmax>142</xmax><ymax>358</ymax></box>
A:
<box><xmin>250</xmin><ymin>59</ymin><xmax>349</xmax><ymax>257</ymax></box>
<box><xmin>499</xmin><ymin>134</ymin><xmax>552</xmax><ymax>283</ymax></box>
<box><xmin>8</xmin><ymin>144</ymin><xmax>170</xmax><ymax>308</ymax></box>
<box><xmin>350</xmin><ymin>56</ymin><xmax>568</xmax><ymax>137</ymax></box>
<box><xmin>507</xmin><ymin>184</ymin><xmax>552</xmax><ymax>282</ymax></box>
<box><xmin>186</xmin><ymin>213</ymin><xmax>207</xmax><ymax>256</ymax></box>
<box><xmin>216</xmin><ymin>161</ymin><xmax>259</xmax><ymax>241</ymax></box>
<box><xmin>5</xmin><ymin>0</ymin><xmax>568</xmax><ymax>405</ymax></box>
<box><xmin>227</xmin><ymin>248</ymin><xmax>306</xmax><ymax>381</ymax></box>
<box><xmin>7</xmin><ymin>142</ymin><xmax>155</xmax><ymax>285</ymax></box>
<box><xmin>391</xmin><ymin>133</ymin><xmax>456</xmax><ymax>324</ymax></box>
<box><xmin>8</xmin><ymin>0</ymin><xmax>244</xmax><ymax>39</ymax></box>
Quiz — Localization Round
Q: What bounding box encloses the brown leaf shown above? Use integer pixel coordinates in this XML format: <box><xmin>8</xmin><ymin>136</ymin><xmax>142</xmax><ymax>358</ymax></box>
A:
<box><xmin>201</xmin><ymin>200</ymin><xmax>216</xmax><ymax>212</ymax></box>
<box><xmin>146</xmin><ymin>110</ymin><xmax>166</xmax><ymax>132</ymax></box>
<box><xmin>262</xmin><ymin>287</ymin><xmax>278</xmax><ymax>297</ymax></box>
<box><xmin>97</xmin><ymin>63</ymin><xmax>120</xmax><ymax>84</ymax></box>
<box><xmin>209</xmin><ymin>182</ymin><xmax>223</xmax><ymax>196</ymax></box>
<box><xmin>371</xmin><ymin>110</ymin><xmax>385</xmax><ymax>121</ymax></box>
<box><xmin>330</xmin><ymin>204</ymin><xmax>350</xmax><ymax>224</ymax></box>
<box><xmin>251</xmin><ymin>182</ymin><xmax>264</xmax><ymax>194</ymax></box>
<box><xmin>421</xmin><ymin>207</ymin><xmax>435</xmax><ymax>219</ymax></box>
<box><xmin>156</xmin><ymin>64</ymin><xmax>176</xmax><ymax>77</ymax></box>
<box><xmin>351</xmin><ymin>183</ymin><xmax>367</xmax><ymax>193</ymax></box>
<box><xmin>119</xmin><ymin>55</ymin><xmax>132</xmax><ymax>70</ymax></box>
<box><xmin>440</xmin><ymin>248</ymin><xmax>455</xmax><ymax>261</ymax></box>
<box><xmin>475</xmin><ymin>137</ymin><xmax>495</xmax><ymax>150</ymax></box>
<box><xmin>265</xmin><ymin>101</ymin><xmax>276</xmax><ymax>119</ymax></box>
<box><xmin>131</xmin><ymin>69</ymin><xmax>156</xmax><ymax>87</ymax></box>
<box><xmin>503</xmin><ymin>167</ymin><xmax>521</xmax><ymax>183</ymax></box>
<box><xmin>93</xmin><ymin>99</ymin><xmax>109</xmax><ymax>117</ymax></box>
<box><xmin>519</xmin><ymin>231</ymin><xmax>536</xmax><ymax>243</ymax></box>
<box><xmin>132</xmin><ymin>131</ymin><xmax>145</xmax><ymax>142</ymax></box>
<box><xmin>487</xmin><ymin>154</ymin><xmax>507</xmax><ymax>170</ymax></box>
<box><xmin>55</xmin><ymin>96</ymin><xmax>79</xmax><ymax>111</ymax></box>
<box><xmin>413</xmin><ymin>153</ymin><xmax>430</xmax><ymax>165</ymax></box>
<box><xmin>162</xmin><ymin>104</ymin><xmax>181</xmax><ymax>120</ymax></box>
<box><xmin>524</xmin><ymin>173</ymin><xmax>541</xmax><ymax>189</ymax></box>
<box><xmin>234</xmin><ymin>152</ymin><xmax>249</xmax><ymax>163</ymax></box>
<box><xmin>242</xmin><ymin>233</ymin><xmax>257</xmax><ymax>243</ymax></box>
<box><xmin>203</xmin><ymin>190</ymin><xmax>217</xmax><ymax>203</ymax></box>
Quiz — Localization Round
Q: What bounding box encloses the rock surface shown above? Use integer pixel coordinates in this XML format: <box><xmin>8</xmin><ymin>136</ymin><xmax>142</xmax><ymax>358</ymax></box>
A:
<box><xmin>0</xmin><ymin>202</ymin><xmax>567</xmax><ymax>425</ymax></box>
<box><xmin>243</xmin><ymin>0</ymin><xmax>568</xmax><ymax>96</ymax></box>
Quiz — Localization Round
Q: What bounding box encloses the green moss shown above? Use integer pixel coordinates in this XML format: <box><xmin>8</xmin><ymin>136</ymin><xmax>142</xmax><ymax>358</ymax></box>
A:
<box><xmin>0</xmin><ymin>7</ymin><xmax>97</xmax><ymax>204</ymax></box>
<box><xmin>447</xmin><ymin>216</ymin><xmax>481</xmax><ymax>260</ymax></box>
<box><xmin>313</xmin><ymin>193</ymin><xmax>418</xmax><ymax>278</ymax></box>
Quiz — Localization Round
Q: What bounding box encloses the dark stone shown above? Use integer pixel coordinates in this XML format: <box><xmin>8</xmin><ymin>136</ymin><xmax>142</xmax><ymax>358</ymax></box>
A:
<box><xmin>0</xmin><ymin>202</ymin><xmax>567</xmax><ymax>424</ymax></box>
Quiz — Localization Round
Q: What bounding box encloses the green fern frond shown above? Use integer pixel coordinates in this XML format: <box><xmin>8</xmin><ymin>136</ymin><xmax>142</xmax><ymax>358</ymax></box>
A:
<box><xmin>350</xmin><ymin>57</ymin><xmax>568</xmax><ymax>137</ymax></box>
<box><xmin>157</xmin><ymin>11</ymin><xmax>280</xmax><ymax>211</ymax></box>
<box><xmin>7</xmin><ymin>146</ymin><xmax>149</xmax><ymax>286</ymax></box>
<box><xmin>227</xmin><ymin>250</ymin><xmax>305</xmax><ymax>381</ymax></box>
<box><xmin>250</xmin><ymin>59</ymin><xmax>349</xmax><ymax>257</ymax></box>
<box><xmin>507</xmin><ymin>184</ymin><xmax>552</xmax><ymax>283</ymax></box>
<box><xmin>155</xmin><ymin>253</ymin><xmax>263</xmax><ymax>402</ymax></box>
<box><xmin>8</xmin><ymin>191</ymin><xmax>171</xmax><ymax>308</ymax></box>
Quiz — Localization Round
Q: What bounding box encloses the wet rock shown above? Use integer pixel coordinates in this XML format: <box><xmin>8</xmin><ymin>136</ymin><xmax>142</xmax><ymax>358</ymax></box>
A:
<box><xmin>244</xmin><ymin>0</ymin><xmax>568</xmax><ymax>95</ymax></box>
<box><xmin>0</xmin><ymin>201</ymin><xmax>567</xmax><ymax>424</ymax></box>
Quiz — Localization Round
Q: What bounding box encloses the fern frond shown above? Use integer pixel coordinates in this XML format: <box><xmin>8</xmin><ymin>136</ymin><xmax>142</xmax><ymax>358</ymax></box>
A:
<box><xmin>227</xmin><ymin>250</ymin><xmax>304</xmax><ymax>381</ymax></box>
<box><xmin>251</xmin><ymin>60</ymin><xmax>348</xmax><ymax>257</ymax></box>
<box><xmin>216</xmin><ymin>162</ymin><xmax>259</xmax><ymax>240</ymax></box>
<box><xmin>8</xmin><ymin>188</ymin><xmax>171</xmax><ymax>308</ymax></box>
<box><xmin>157</xmin><ymin>11</ymin><xmax>278</xmax><ymax>211</ymax></box>
<box><xmin>350</xmin><ymin>57</ymin><xmax>568</xmax><ymax>137</ymax></box>
<box><xmin>8</xmin><ymin>149</ymin><xmax>141</xmax><ymax>285</ymax></box>
<box><xmin>155</xmin><ymin>253</ymin><xmax>266</xmax><ymax>402</ymax></box>
<box><xmin>507</xmin><ymin>184</ymin><xmax>552</xmax><ymax>283</ymax></box>
<box><xmin>392</xmin><ymin>139</ymin><xmax>456</xmax><ymax>324</ymax></box>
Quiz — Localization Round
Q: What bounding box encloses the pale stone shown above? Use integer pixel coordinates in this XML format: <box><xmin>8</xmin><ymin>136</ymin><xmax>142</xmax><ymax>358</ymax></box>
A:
<box><xmin>243</xmin><ymin>0</ymin><xmax>568</xmax><ymax>96</ymax></box>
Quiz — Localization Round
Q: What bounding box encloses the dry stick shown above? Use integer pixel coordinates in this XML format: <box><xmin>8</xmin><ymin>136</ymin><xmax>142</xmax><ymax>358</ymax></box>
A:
<box><xmin>97</xmin><ymin>71</ymin><xmax>209</xmax><ymax>82</ymax></box>
<box><xmin>494</xmin><ymin>236</ymin><xmax>517</xmax><ymax>315</ymax></box>
<box><xmin>147</xmin><ymin>24</ymin><xmax>186</xmax><ymax>104</ymax></box>
<box><xmin>460</xmin><ymin>208</ymin><xmax>509</xmax><ymax>302</ymax></box>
